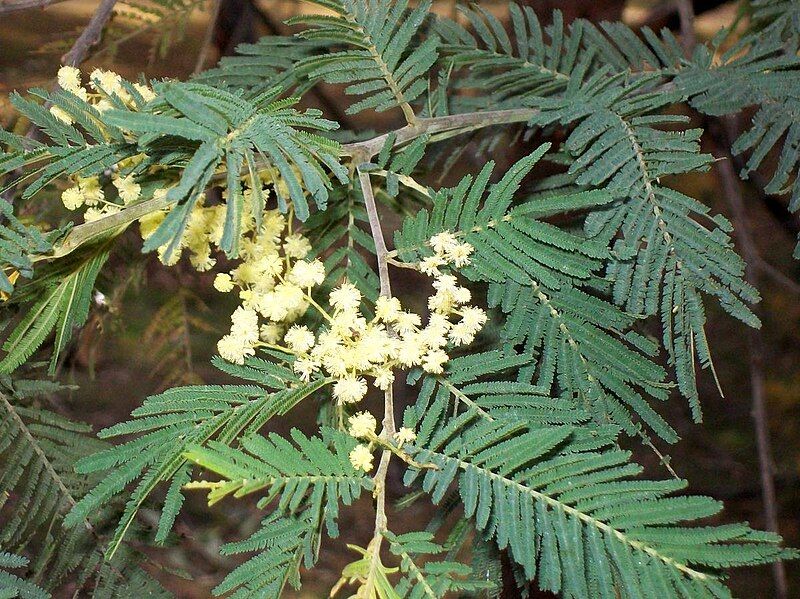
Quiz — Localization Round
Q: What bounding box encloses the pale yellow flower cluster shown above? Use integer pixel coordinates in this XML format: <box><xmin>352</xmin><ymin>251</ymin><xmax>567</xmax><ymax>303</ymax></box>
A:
<box><xmin>51</xmin><ymin>66</ymin><xmax>155</xmax><ymax>125</ymax></box>
<box><xmin>335</xmin><ymin>231</ymin><xmax>481</xmax><ymax>472</ymax></box>
<box><xmin>348</xmin><ymin>444</ymin><xmax>374</xmax><ymax>472</ymax></box>
<box><xmin>139</xmin><ymin>180</ymin><xmax>281</xmax><ymax>272</ymax></box>
<box><xmin>113</xmin><ymin>175</ymin><xmax>142</xmax><ymax>204</ymax></box>
<box><xmin>210</xmin><ymin>218</ymin><xmax>486</xmax><ymax>476</ymax></box>
<box><xmin>61</xmin><ymin>176</ymin><xmax>104</xmax><ymax>210</ymax></box>
<box><xmin>210</xmin><ymin>203</ymin><xmax>326</xmax><ymax>364</ymax></box>
<box><xmin>217</xmin><ymin>305</ymin><xmax>260</xmax><ymax>365</ymax></box>
<box><xmin>142</xmin><ymin>197</ymin><xmax>226</xmax><ymax>270</ymax></box>
<box><xmin>394</xmin><ymin>427</ymin><xmax>417</xmax><ymax>445</ymax></box>
<box><xmin>347</xmin><ymin>411</ymin><xmax>377</xmax><ymax>438</ymax></box>
<box><xmin>213</xmin><ymin>217</ymin><xmax>486</xmax><ymax>396</ymax></box>
<box><xmin>346</xmin><ymin>411</ymin><xmax>418</xmax><ymax>472</ymax></box>
<box><xmin>419</xmin><ymin>230</ymin><xmax>475</xmax><ymax>274</ymax></box>
<box><xmin>284</xmin><ymin>269</ymin><xmax>485</xmax><ymax>403</ymax></box>
<box><xmin>54</xmin><ymin>66</ymin><xmax>156</xmax><ymax>222</ymax></box>
<box><xmin>61</xmin><ymin>168</ymin><xmax>144</xmax><ymax>223</ymax></box>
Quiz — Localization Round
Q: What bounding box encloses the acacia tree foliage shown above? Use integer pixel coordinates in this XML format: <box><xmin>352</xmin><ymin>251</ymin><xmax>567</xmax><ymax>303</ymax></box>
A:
<box><xmin>0</xmin><ymin>0</ymin><xmax>799</xmax><ymax>597</ymax></box>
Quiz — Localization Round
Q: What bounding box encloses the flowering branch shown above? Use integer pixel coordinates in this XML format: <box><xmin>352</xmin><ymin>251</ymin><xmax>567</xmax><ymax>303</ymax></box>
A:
<box><xmin>354</xmin><ymin>162</ymin><xmax>397</xmax><ymax>596</ymax></box>
<box><xmin>34</xmin><ymin>108</ymin><xmax>537</xmax><ymax>265</ymax></box>
<box><xmin>24</xmin><ymin>90</ymin><xmax>493</xmax><ymax>598</ymax></box>
<box><xmin>32</xmin><ymin>193</ymin><xmax>173</xmax><ymax>263</ymax></box>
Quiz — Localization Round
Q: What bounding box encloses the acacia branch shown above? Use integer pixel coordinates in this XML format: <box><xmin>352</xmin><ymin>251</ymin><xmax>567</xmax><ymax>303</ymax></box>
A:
<box><xmin>0</xmin><ymin>393</ymin><xmax>87</xmax><ymax>525</ymax></box>
<box><xmin>39</xmin><ymin>108</ymin><xmax>538</xmax><ymax>263</ymax></box>
<box><xmin>355</xmin><ymin>163</ymin><xmax>397</xmax><ymax>595</ymax></box>
<box><xmin>675</xmin><ymin>0</ymin><xmax>697</xmax><ymax>55</ymax></box>
<box><xmin>0</xmin><ymin>0</ymin><xmax>67</xmax><ymax>14</ymax></box>
<box><xmin>193</xmin><ymin>0</ymin><xmax>222</xmax><ymax>75</ymax></box>
<box><xmin>341</xmin><ymin>108</ymin><xmax>537</xmax><ymax>159</ymax></box>
<box><xmin>357</xmin><ymin>169</ymin><xmax>391</xmax><ymax>297</ymax></box>
<box><xmin>33</xmin><ymin>193</ymin><xmax>173</xmax><ymax>263</ymax></box>
<box><xmin>61</xmin><ymin>0</ymin><xmax>119</xmax><ymax>67</ymax></box>
<box><xmin>0</xmin><ymin>0</ymin><xmax>119</xmax><ymax>204</ymax></box>
<box><xmin>755</xmin><ymin>257</ymin><xmax>800</xmax><ymax>296</ymax></box>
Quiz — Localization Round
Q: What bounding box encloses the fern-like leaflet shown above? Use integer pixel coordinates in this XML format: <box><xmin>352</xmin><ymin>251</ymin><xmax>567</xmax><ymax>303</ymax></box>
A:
<box><xmin>0</xmin><ymin>552</ymin><xmax>49</xmax><ymax>599</ymax></box>
<box><xmin>396</xmin><ymin>149</ymin><xmax>679</xmax><ymax>441</ymax></box>
<box><xmin>184</xmin><ymin>428</ymin><xmax>370</xmax><ymax>597</ymax></box>
<box><xmin>0</xmin><ymin>249</ymin><xmax>109</xmax><ymax>375</ymax></box>
<box><xmin>0</xmin><ymin>380</ymin><xmax>168</xmax><ymax>597</ymax></box>
<box><xmin>0</xmin><ymin>197</ymin><xmax>51</xmax><ymax>296</ymax></box>
<box><xmin>64</xmin><ymin>355</ymin><xmax>332</xmax><ymax>558</ymax></box>
<box><xmin>403</xmin><ymin>397</ymin><xmax>795</xmax><ymax>599</ymax></box>
<box><xmin>436</xmin><ymin>5</ymin><xmax>763</xmax><ymax>418</ymax></box>
<box><xmin>290</xmin><ymin>0</ymin><xmax>439</xmax><ymax>123</ymax></box>
<box><xmin>0</xmin><ymin>78</ymin><xmax>348</xmax><ymax>262</ymax></box>
<box><xmin>141</xmin><ymin>290</ymin><xmax>211</xmax><ymax>390</ymax></box>
<box><xmin>384</xmin><ymin>530</ymin><xmax>491</xmax><ymax>598</ymax></box>
<box><xmin>0</xmin><ymin>1</ymin><xmax>797</xmax><ymax>597</ymax></box>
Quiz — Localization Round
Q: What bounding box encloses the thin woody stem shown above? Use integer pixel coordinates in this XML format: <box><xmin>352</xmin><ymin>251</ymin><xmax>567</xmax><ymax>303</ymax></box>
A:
<box><xmin>363</xmin><ymin>432</ymin><xmax>437</xmax><ymax>470</ymax></box>
<box><xmin>193</xmin><ymin>0</ymin><xmax>222</xmax><ymax>75</ymax></box>
<box><xmin>358</xmin><ymin>168</ymin><xmax>391</xmax><ymax>298</ymax></box>
<box><xmin>341</xmin><ymin>108</ymin><xmax>537</xmax><ymax>159</ymax></box>
<box><xmin>355</xmin><ymin>157</ymin><xmax>398</xmax><ymax>595</ymax></box>
<box><xmin>0</xmin><ymin>0</ymin><xmax>68</xmax><ymax>14</ymax></box>
<box><xmin>0</xmin><ymin>0</ymin><xmax>118</xmax><ymax>204</ymax></box>
<box><xmin>62</xmin><ymin>0</ymin><xmax>119</xmax><ymax>67</ymax></box>
<box><xmin>674</xmin><ymin>0</ymin><xmax>696</xmax><ymax>56</ymax></box>
<box><xmin>32</xmin><ymin>193</ymin><xmax>174</xmax><ymax>263</ymax></box>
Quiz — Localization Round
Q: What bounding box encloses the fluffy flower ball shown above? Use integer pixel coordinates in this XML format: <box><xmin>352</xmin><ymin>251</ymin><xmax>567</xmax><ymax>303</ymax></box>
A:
<box><xmin>214</xmin><ymin>273</ymin><xmax>235</xmax><ymax>293</ymax></box>
<box><xmin>329</xmin><ymin>282</ymin><xmax>362</xmax><ymax>312</ymax></box>
<box><xmin>394</xmin><ymin>427</ymin><xmax>417</xmax><ymax>445</ymax></box>
<box><xmin>57</xmin><ymin>66</ymin><xmax>82</xmax><ymax>94</ymax></box>
<box><xmin>347</xmin><ymin>411</ymin><xmax>377</xmax><ymax>439</ymax></box>
<box><xmin>287</xmin><ymin>259</ymin><xmax>325</xmax><ymax>288</ymax></box>
<box><xmin>334</xmin><ymin>376</ymin><xmax>368</xmax><ymax>404</ymax></box>
<box><xmin>284</xmin><ymin>325</ymin><xmax>315</xmax><ymax>353</ymax></box>
<box><xmin>349</xmin><ymin>444</ymin><xmax>374</xmax><ymax>472</ymax></box>
<box><xmin>61</xmin><ymin>187</ymin><xmax>83</xmax><ymax>210</ymax></box>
